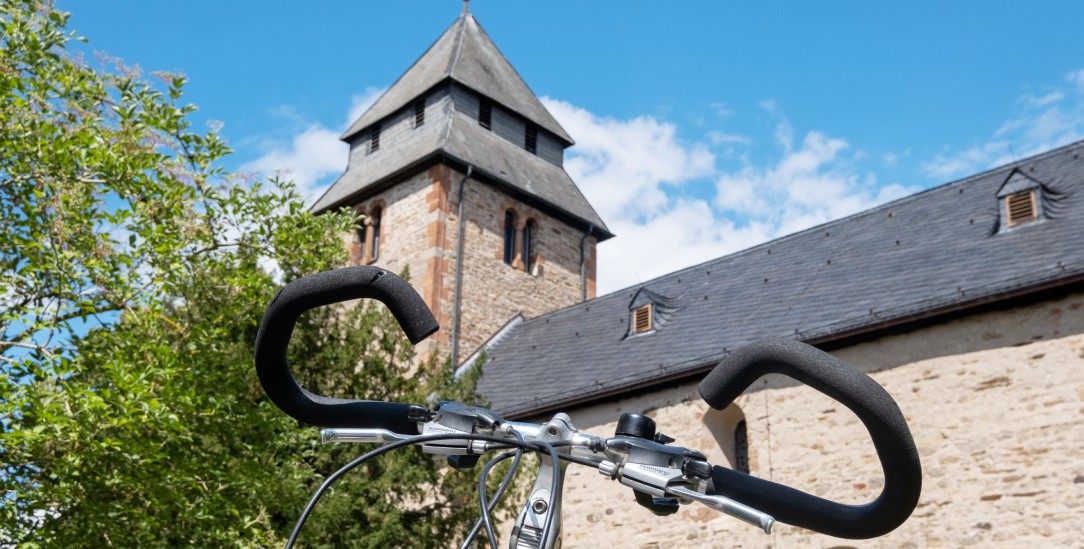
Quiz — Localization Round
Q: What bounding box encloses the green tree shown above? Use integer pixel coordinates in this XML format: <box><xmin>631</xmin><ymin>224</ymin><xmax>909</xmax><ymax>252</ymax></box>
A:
<box><xmin>1</xmin><ymin>1</ymin><xmax>483</xmax><ymax>546</ymax></box>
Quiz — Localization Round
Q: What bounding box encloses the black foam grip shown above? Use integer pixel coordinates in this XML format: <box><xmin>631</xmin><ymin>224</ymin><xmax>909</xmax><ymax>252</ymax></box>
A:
<box><xmin>253</xmin><ymin>266</ymin><xmax>439</xmax><ymax>431</ymax></box>
<box><xmin>699</xmin><ymin>339</ymin><xmax>921</xmax><ymax>539</ymax></box>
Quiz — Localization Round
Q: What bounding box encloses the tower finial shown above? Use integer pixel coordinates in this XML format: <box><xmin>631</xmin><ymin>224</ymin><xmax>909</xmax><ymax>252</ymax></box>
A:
<box><xmin>463</xmin><ymin>0</ymin><xmax>469</xmax><ymax>14</ymax></box>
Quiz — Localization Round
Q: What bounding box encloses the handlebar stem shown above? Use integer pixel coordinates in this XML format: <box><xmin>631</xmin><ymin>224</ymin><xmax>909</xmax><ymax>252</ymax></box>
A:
<box><xmin>509</xmin><ymin>414</ymin><xmax>578</xmax><ymax>549</ymax></box>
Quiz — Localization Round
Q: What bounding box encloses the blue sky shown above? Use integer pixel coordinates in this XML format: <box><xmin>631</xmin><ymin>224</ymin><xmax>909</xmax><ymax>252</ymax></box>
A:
<box><xmin>63</xmin><ymin>1</ymin><xmax>1084</xmax><ymax>293</ymax></box>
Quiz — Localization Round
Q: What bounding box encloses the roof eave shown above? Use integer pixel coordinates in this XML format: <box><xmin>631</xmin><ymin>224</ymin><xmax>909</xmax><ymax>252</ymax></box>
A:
<box><xmin>440</xmin><ymin>153</ymin><xmax>614</xmax><ymax>240</ymax></box>
<box><xmin>340</xmin><ymin>80</ymin><xmax>456</xmax><ymax>144</ymax></box>
<box><xmin>310</xmin><ymin>149</ymin><xmax>614</xmax><ymax>240</ymax></box>
<box><xmin>308</xmin><ymin>153</ymin><xmax>446</xmax><ymax>215</ymax></box>
<box><xmin>495</xmin><ymin>271</ymin><xmax>1084</xmax><ymax>420</ymax></box>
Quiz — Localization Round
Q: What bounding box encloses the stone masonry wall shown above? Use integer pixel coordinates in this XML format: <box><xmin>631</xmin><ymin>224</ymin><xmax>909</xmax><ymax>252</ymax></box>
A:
<box><xmin>347</xmin><ymin>163</ymin><xmax>597</xmax><ymax>360</ymax></box>
<box><xmin>447</xmin><ymin>165</ymin><xmax>596</xmax><ymax>358</ymax></box>
<box><xmin>347</xmin><ymin>170</ymin><xmax>447</xmax><ymax>355</ymax></box>
<box><xmin>545</xmin><ymin>290</ymin><xmax>1084</xmax><ymax>548</ymax></box>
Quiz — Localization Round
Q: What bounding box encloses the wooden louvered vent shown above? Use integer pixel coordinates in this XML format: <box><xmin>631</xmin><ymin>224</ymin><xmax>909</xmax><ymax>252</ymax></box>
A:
<box><xmin>1006</xmin><ymin>190</ymin><xmax>1037</xmax><ymax>227</ymax></box>
<box><xmin>479</xmin><ymin>98</ymin><xmax>492</xmax><ymax>130</ymax></box>
<box><xmin>370</xmin><ymin>124</ymin><xmax>381</xmax><ymax>153</ymax></box>
<box><xmin>633</xmin><ymin>304</ymin><xmax>653</xmax><ymax>335</ymax></box>
<box><xmin>414</xmin><ymin>99</ymin><xmax>425</xmax><ymax>127</ymax></box>
<box><xmin>525</xmin><ymin>125</ymin><xmax>537</xmax><ymax>154</ymax></box>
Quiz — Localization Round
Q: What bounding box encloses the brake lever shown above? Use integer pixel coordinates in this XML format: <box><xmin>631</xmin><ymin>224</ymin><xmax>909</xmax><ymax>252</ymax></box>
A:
<box><xmin>320</xmin><ymin>428</ymin><xmax>413</xmax><ymax>444</ymax></box>
<box><xmin>597</xmin><ymin>447</ymin><xmax>775</xmax><ymax>532</ymax></box>
<box><xmin>667</xmin><ymin>485</ymin><xmax>774</xmax><ymax>534</ymax></box>
<box><xmin>598</xmin><ymin>451</ymin><xmax>775</xmax><ymax>531</ymax></box>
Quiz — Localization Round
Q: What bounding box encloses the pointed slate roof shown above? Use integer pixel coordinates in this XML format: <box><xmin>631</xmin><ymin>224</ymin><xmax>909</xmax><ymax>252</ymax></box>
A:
<box><xmin>478</xmin><ymin>139</ymin><xmax>1084</xmax><ymax>419</ymax></box>
<box><xmin>342</xmin><ymin>13</ymin><xmax>572</xmax><ymax>145</ymax></box>
<box><xmin>311</xmin><ymin>13</ymin><xmax>610</xmax><ymax>237</ymax></box>
<box><xmin>310</xmin><ymin>112</ymin><xmax>612</xmax><ymax>237</ymax></box>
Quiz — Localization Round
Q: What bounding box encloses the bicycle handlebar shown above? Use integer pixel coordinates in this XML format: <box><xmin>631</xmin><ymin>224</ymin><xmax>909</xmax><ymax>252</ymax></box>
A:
<box><xmin>256</xmin><ymin>269</ymin><xmax>921</xmax><ymax>543</ymax></box>
<box><xmin>698</xmin><ymin>338</ymin><xmax>921</xmax><ymax>539</ymax></box>
<box><xmin>253</xmin><ymin>266</ymin><xmax>438</xmax><ymax>432</ymax></box>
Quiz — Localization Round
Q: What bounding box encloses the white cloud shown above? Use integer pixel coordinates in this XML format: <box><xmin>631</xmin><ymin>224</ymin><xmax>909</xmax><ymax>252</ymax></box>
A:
<box><xmin>240</xmin><ymin>125</ymin><xmax>346</xmax><ymax>199</ymax></box>
<box><xmin>923</xmin><ymin>142</ymin><xmax>1009</xmax><ymax>179</ymax></box>
<box><xmin>241</xmin><ymin>87</ymin><xmax>387</xmax><ymax>204</ymax></box>
<box><xmin>603</xmin><ymin>200</ymin><xmax>773</xmax><ymax>287</ymax></box>
<box><xmin>545</xmin><ymin>98</ymin><xmax>914</xmax><ymax>294</ymax></box>
<box><xmin>708</xmin><ymin>131</ymin><xmax>751</xmax><ymax>146</ymax></box>
<box><xmin>1070</xmin><ymin>68</ymin><xmax>1084</xmax><ymax>91</ymax></box>
<box><xmin>1024</xmin><ymin>91</ymin><xmax>1065</xmax><ymax>108</ymax></box>
<box><xmin>922</xmin><ymin>67</ymin><xmax>1084</xmax><ymax>179</ymax></box>
<box><xmin>715</xmin><ymin>128</ymin><xmax>914</xmax><ymax>237</ymax></box>
<box><xmin>542</xmin><ymin>98</ymin><xmax>715</xmax><ymax>223</ymax></box>
<box><xmin>710</xmin><ymin>102</ymin><xmax>734</xmax><ymax>118</ymax></box>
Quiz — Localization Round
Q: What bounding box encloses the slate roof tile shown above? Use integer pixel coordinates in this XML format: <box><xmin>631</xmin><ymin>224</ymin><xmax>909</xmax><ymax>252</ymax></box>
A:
<box><xmin>342</xmin><ymin>14</ymin><xmax>571</xmax><ymax>144</ymax></box>
<box><xmin>479</xmin><ymin>140</ymin><xmax>1084</xmax><ymax>418</ymax></box>
<box><xmin>310</xmin><ymin>13</ymin><xmax>610</xmax><ymax>238</ymax></box>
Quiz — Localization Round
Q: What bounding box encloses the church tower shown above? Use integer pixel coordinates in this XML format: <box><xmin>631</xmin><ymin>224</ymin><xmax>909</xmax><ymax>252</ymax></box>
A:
<box><xmin>311</xmin><ymin>10</ymin><xmax>613</xmax><ymax>362</ymax></box>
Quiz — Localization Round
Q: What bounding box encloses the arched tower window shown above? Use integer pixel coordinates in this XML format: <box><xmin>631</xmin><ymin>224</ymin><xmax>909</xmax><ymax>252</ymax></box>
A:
<box><xmin>503</xmin><ymin>209</ymin><xmax>516</xmax><ymax>265</ymax></box>
<box><xmin>522</xmin><ymin>219</ymin><xmax>537</xmax><ymax>273</ymax></box>
<box><xmin>369</xmin><ymin>206</ymin><xmax>382</xmax><ymax>262</ymax></box>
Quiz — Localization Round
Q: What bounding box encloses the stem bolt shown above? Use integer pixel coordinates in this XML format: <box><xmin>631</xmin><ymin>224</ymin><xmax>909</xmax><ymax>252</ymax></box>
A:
<box><xmin>532</xmin><ymin>499</ymin><xmax>548</xmax><ymax>514</ymax></box>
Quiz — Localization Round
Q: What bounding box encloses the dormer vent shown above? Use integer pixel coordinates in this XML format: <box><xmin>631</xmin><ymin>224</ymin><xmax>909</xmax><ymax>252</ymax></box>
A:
<box><xmin>1005</xmin><ymin>190</ymin><xmax>1037</xmax><ymax>227</ymax></box>
<box><xmin>994</xmin><ymin>169</ymin><xmax>1058</xmax><ymax>233</ymax></box>
<box><xmin>625</xmin><ymin>288</ymin><xmax>685</xmax><ymax>339</ymax></box>
<box><xmin>633</xmin><ymin>304</ymin><xmax>653</xmax><ymax>335</ymax></box>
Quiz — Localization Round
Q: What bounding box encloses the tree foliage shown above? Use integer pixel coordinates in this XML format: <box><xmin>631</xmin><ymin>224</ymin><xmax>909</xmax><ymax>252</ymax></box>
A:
<box><xmin>1</xmin><ymin>2</ymin><xmax>483</xmax><ymax>546</ymax></box>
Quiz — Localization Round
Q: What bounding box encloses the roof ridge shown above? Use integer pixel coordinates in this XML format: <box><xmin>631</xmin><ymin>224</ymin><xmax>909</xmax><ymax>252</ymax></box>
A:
<box><xmin>342</xmin><ymin>13</ymin><xmax>574</xmax><ymax>145</ymax></box>
<box><xmin>599</xmin><ymin>138</ymin><xmax>1084</xmax><ymax>297</ymax></box>
<box><xmin>444</xmin><ymin>14</ymin><xmax>468</xmax><ymax>81</ymax></box>
<box><xmin>510</xmin><ymin>138</ymin><xmax>1084</xmax><ymax>325</ymax></box>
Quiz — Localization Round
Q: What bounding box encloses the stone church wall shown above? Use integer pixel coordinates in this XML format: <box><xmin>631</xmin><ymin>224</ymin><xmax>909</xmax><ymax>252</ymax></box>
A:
<box><xmin>549</xmin><ymin>290</ymin><xmax>1084</xmax><ymax>548</ymax></box>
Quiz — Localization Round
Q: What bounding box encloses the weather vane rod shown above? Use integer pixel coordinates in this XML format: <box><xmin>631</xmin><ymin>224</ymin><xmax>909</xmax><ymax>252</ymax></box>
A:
<box><xmin>463</xmin><ymin>0</ymin><xmax>470</xmax><ymax>14</ymax></box>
